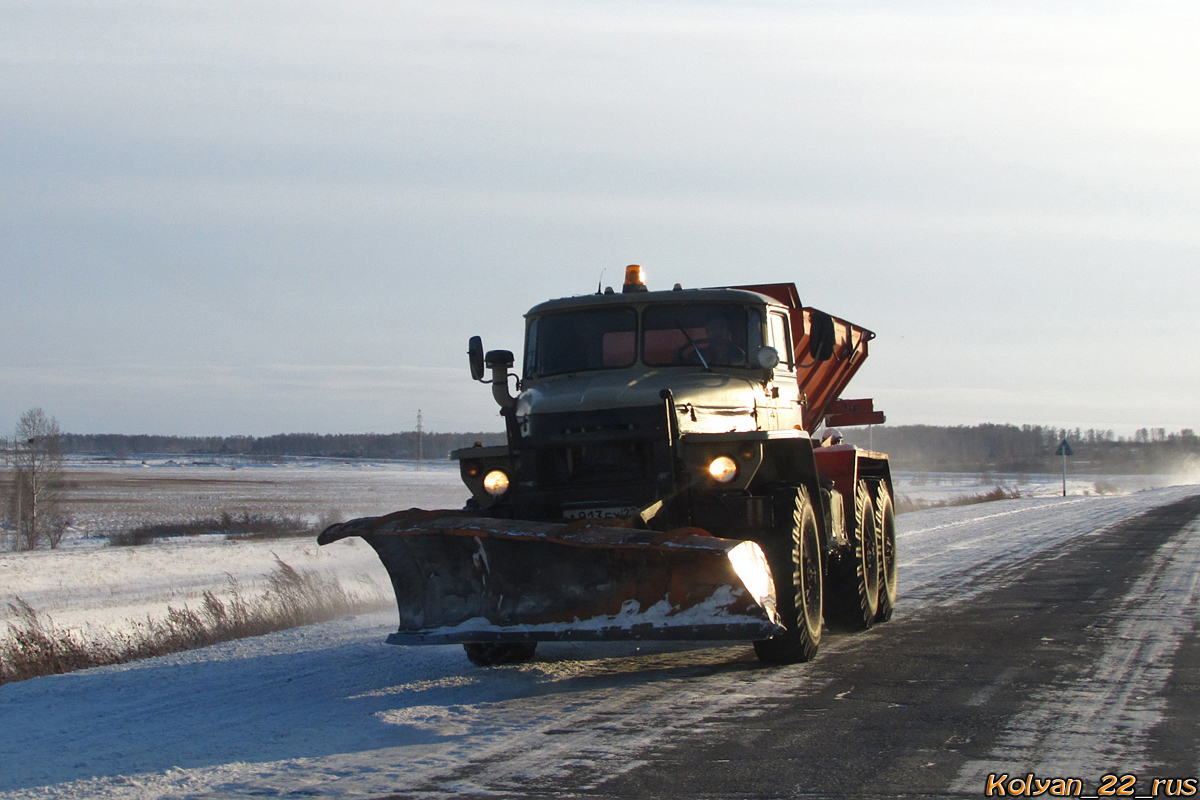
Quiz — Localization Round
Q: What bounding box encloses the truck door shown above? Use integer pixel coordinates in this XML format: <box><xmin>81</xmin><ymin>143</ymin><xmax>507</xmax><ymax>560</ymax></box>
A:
<box><xmin>768</xmin><ymin>311</ymin><xmax>804</xmax><ymax>430</ymax></box>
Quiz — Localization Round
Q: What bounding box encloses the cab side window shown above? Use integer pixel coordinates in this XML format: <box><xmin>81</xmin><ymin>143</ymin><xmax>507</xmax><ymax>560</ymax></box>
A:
<box><xmin>769</xmin><ymin>313</ymin><xmax>793</xmax><ymax>370</ymax></box>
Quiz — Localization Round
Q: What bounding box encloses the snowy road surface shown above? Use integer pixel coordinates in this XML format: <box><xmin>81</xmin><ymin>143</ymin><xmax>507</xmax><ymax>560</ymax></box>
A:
<box><xmin>2</xmin><ymin>486</ymin><xmax>1199</xmax><ymax>799</ymax></box>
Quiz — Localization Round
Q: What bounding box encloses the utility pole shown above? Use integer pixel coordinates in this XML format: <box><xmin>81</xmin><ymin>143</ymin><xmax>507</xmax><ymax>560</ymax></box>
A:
<box><xmin>417</xmin><ymin>409</ymin><xmax>424</xmax><ymax>463</ymax></box>
<box><xmin>1055</xmin><ymin>439</ymin><xmax>1073</xmax><ymax>497</ymax></box>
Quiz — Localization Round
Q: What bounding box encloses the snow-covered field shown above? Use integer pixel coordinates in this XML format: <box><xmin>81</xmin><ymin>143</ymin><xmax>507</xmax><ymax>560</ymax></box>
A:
<box><xmin>890</xmin><ymin>468</ymin><xmax>1190</xmax><ymax>505</ymax></box>
<box><xmin>2</xmin><ymin>461</ymin><xmax>1198</xmax><ymax>799</ymax></box>
<box><xmin>2</xmin><ymin>460</ymin><xmax>470</xmax><ymax>634</ymax></box>
<box><xmin>57</xmin><ymin>457</ymin><xmax>468</xmax><ymax>542</ymax></box>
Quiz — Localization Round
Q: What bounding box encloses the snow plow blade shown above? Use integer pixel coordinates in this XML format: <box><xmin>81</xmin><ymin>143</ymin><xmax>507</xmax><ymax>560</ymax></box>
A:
<box><xmin>318</xmin><ymin>510</ymin><xmax>783</xmax><ymax>644</ymax></box>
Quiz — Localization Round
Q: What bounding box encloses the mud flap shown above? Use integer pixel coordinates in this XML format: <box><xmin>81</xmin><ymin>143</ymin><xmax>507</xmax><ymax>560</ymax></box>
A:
<box><xmin>319</xmin><ymin>510</ymin><xmax>784</xmax><ymax>644</ymax></box>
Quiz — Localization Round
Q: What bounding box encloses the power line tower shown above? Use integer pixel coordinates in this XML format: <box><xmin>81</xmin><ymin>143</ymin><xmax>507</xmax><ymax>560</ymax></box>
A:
<box><xmin>417</xmin><ymin>409</ymin><xmax>424</xmax><ymax>463</ymax></box>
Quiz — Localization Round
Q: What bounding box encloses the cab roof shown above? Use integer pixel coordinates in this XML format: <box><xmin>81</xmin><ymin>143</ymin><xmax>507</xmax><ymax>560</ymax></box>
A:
<box><xmin>525</xmin><ymin>286</ymin><xmax>786</xmax><ymax>318</ymax></box>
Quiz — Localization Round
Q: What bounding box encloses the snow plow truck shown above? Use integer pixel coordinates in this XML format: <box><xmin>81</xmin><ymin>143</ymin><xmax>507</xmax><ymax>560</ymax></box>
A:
<box><xmin>319</xmin><ymin>267</ymin><xmax>895</xmax><ymax>666</ymax></box>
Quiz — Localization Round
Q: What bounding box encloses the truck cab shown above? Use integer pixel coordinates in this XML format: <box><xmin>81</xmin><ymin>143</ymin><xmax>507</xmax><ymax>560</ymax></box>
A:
<box><xmin>455</xmin><ymin>268</ymin><xmax>885</xmax><ymax>538</ymax></box>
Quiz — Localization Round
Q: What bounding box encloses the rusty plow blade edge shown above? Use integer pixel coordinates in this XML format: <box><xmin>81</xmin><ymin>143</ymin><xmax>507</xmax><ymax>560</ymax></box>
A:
<box><xmin>321</xmin><ymin>511</ymin><xmax>784</xmax><ymax>645</ymax></box>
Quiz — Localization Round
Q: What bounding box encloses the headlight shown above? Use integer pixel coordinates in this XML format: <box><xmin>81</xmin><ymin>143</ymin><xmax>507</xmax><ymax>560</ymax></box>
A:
<box><xmin>482</xmin><ymin>469</ymin><xmax>510</xmax><ymax>497</ymax></box>
<box><xmin>707</xmin><ymin>455</ymin><xmax>738</xmax><ymax>483</ymax></box>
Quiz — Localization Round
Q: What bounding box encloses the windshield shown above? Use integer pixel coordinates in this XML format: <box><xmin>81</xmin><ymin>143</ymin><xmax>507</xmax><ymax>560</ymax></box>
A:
<box><xmin>525</xmin><ymin>303</ymin><xmax>759</xmax><ymax>377</ymax></box>
<box><xmin>643</xmin><ymin>304</ymin><xmax>751</xmax><ymax>367</ymax></box>
<box><xmin>526</xmin><ymin>308</ymin><xmax>638</xmax><ymax>377</ymax></box>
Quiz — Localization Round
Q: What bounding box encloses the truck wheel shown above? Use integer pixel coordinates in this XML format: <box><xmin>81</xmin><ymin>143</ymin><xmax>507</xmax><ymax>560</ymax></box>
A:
<box><xmin>826</xmin><ymin>480</ymin><xmax>880</xmax><ymax>630</ymax></box>
<box><xmin>753</xmin><ymin>487</ymin><xmax>822</xmax><ymax>665</ymax></box>
<box><xmin>463</xmin><ymin>642</ymin><xmax>537</xmax><ymax>666</ymax></box>
<box><xmin>872</xmin><ymin>484</ymin><xmax>897</xmax><ymax>623</ymax></box>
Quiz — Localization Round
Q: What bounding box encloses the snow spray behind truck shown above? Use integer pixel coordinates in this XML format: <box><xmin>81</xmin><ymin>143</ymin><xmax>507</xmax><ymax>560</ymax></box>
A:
<box><xmin>319</xmin><ymin>268</ymin><xmax>895</xmax><ymax>665</ymax></box>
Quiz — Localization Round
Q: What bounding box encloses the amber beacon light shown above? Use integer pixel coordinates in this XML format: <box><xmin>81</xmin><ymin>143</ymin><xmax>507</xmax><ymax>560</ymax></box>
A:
<box><xmin>622</xmin><ymin>264</ymin><xmax>648</xmax><ymax>293</ymax></box>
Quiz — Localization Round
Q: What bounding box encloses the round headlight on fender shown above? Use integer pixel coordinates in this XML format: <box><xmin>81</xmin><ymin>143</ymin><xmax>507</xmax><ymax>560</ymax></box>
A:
<box><xmin>707</xmin><ymin>455</ymin><xmax>739</xmax><ymax>483</ymax></box>
<box><xmin>482</xmin><ymin>469</ymin><xmax>510</xmax><ymax>497</ymax></box>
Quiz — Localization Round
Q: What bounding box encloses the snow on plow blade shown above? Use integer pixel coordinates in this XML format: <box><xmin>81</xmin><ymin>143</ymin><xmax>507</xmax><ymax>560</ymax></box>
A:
<box><xmin>318</xmin><ymin>510</ymin><xmax>783</xmax><ymax>644</ymax></box>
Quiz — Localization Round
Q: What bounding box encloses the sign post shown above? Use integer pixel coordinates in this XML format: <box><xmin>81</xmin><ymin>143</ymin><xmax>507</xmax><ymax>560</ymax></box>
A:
<box><xmin>1055</xmin><ymin>439</ymin><xmax>1074</xmax><ymax>497</ymax></box>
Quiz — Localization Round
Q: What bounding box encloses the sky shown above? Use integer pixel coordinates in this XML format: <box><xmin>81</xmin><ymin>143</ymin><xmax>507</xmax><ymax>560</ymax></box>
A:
<box><xmin>1</xmin><ymin>0</ymin><xmax>1197</xmax><ymax>437</ymax></box>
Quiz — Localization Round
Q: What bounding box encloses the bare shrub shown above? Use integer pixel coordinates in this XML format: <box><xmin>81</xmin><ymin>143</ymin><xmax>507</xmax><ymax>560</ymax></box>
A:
<box><xmin>317</xmin><ymin>508</ymin><xmax>345</xmax><ymax>530</ymax></box>
<box><xmin>44</xmin><ymin>512</ymin><xmax>71</xmax><ymax>549</ymax></box>
<box><xmin>228</xmin><ymin>514</ymin><xmax>320</xmax><ymax>542</ymax></box>
<box><xmin>969</xmin><ymin>486</ymin><xmax>1022</xmax><ymax>504</ymax></box>
<box><xmin>895</xmin><ymin>485</ymin><xmax>1021</xmax><ymax>515</ymax></box>
<box><xmin>895</xmin><ymin>494</ymin><xmax>930</xmax><ymax>515</ymax></box>
<box><xmin>0</xmin><ymin>558</ymin><xmax>387</xmax><ymax>686</ymax></box>
<box><xmin>108</xmin><ymin>512</ymin><xmax>316</xmax><ymax>546</ymax></box>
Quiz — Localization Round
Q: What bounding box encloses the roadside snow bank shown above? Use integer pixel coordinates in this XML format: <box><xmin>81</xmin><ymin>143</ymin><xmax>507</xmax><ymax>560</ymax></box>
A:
<box><xmin>897</xmin><ymin>484</ymin><xmax>1200</xmax><ymax>609</ymax></box>
<box><xmin>0</xmin><ymin>537</ymin><xmax>389</xmax><ymax>635</ymax></box>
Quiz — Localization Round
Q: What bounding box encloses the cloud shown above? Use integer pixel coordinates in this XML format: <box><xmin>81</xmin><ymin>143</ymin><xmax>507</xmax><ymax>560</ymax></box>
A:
<box><xmin>1</xmin><ymin>0</ymin><xmax>1197</xmax><ymax>432</ymax></box>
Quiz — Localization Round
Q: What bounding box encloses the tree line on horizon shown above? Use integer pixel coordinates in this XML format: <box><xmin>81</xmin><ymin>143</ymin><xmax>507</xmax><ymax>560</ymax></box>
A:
<box><xmin>25</xmin><ymin>422</ymin><xmax>1200</xmax><ymax>474</ymax></box>
<box><xmin>842</xmin><ymin>423</ymin><xmax>1200</xmax><ymax>474</ymax></box>
<box><xmin>57</xmin><ymin>431</ymin><xmax>507</xmax><ymax>462</ymax></box>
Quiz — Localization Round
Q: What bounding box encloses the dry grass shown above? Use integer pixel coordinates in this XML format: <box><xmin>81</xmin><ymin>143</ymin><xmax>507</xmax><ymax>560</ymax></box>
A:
<box><xmin>0</xmin><ymin>556</ymin><xmax>386</xmax><ymax>686</ymax></box>
<box><xmin>895</xmin><ymin>485</ymin><xmax>1022</xmax><ymax>515</ymax></box>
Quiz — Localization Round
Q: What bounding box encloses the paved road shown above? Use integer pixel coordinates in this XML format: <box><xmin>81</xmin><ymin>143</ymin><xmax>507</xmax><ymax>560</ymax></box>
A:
<box><xmin>599</xmin><ymin>494</ymin><xmax>1200</xmax><ymax>799</ymax></box>
<box><xmin>388</xmin><ymin>494</ymin><xmax>1200</xmax><ymax>799</ymax></box>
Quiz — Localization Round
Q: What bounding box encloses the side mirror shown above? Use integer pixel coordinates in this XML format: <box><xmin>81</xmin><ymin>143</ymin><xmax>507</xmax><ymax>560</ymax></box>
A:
<box><xmin>755</xmin><ymin>346</ymin><xmax>780</xmax><ymax>370</ymax></box>
<box><xmin>468</xmin><ymin>336</ymin><xmax>485</xmax><ymax>381</ymax></box>
<box><xmin>808</xmin><ymin>311</ymin><xmax>835</xmax><ymax>361</ymax></box>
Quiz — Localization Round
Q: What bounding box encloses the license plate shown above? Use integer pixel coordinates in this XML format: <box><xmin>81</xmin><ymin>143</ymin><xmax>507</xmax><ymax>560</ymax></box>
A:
<box><xmin>563</xmin><ymin>506</ymin><xmax>637</xmax><ymax>520</ymax></box>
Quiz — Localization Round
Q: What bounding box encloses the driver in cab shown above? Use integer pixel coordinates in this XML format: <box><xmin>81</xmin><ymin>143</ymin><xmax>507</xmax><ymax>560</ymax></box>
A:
<box><xmin>679</xmin><ymin>312</ymin><xmax>745</xmax><ymax>368</ymax></box>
